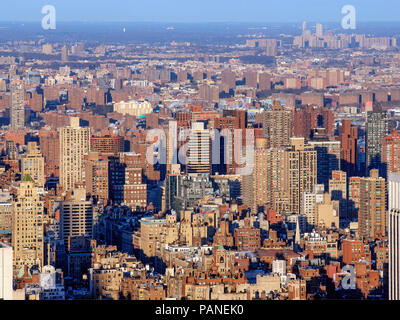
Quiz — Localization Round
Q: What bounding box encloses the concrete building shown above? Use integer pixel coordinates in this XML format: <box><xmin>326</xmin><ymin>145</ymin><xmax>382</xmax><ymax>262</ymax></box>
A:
<box><xmin>0</xmin><ymin>242</ymin><xmax>13</xmax><ymax>300</ymax></box>
<box><xmin>389</xmin><ymin>173</ymin><xmax>400</xmax><ymax>300</ymax></box>
<box><xmin>358</xmin><ymin>169</ymin><xmax>386</xmax><ymax>240</ymax></box>
<box><xmin>187</xmin><ymin>122</ymin><xmax>211</xmax><ymax>174</ymax></box>
<box><xmin>59</xmin><ymin>117</ymin><xmax>91</xmax><ymax>192</ymax></box>
<box><xmin>262</xmin><ymin>101</ymin><xmax>292</xmax><ymax>148</ymax></box>
<box><xmin>10</xmin><ymin>81</ymin><xmax>25</xmax><ymax>130</ymax></box>
<box><xmin>366</xmin><ymin>108</ymin><xmax>388</xmax><ymax>177</ymax></box>
<box><xmin>60</xmin><ymin>188</ymin><xmax>93</xmax><ymax>244</ymax></box>
<box><xmin>12</xmin><ymin>175</ymin><xmax>44</xmax><ymax>272</ymax></box>
<box><xmin>21</xmin><ymin>142</ymin><xmax>45</xmax><ymax>187</ymax></box>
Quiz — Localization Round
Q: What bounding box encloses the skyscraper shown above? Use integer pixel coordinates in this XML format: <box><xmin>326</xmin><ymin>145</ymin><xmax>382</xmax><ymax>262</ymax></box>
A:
<box><xmin>316</xmin><ymin>23</ymin><xmax>323</xmax><ymax>37</ymax></box>
<box><xmin>12</xmin><ymin>174</ymin><xmax>44</xmax><ymax>272</ymax></box>
<box><xmin>243</xmin><ymin>137</ymin><xmax>317</xmax><ymax>215</ymax></box>
<box><xmin>382</xmin><ymin>130</ymin><xmax>400</xmax><ymax>179</ymax></box>
<box><xmin>338</xmin><ymin>119</ymin><xmax>358</xmax><ymax>176</ymax></box>
<box><xmin>389</xmin><ymin>172</ymin><xmax>400</xmax><ymax>300</ymax></box>
<box><xmin>285</xmin><ymin>137</ymin><xmax>318</xmax><ymax>214</ymax></box>
<box><xmin>59</xmin><ymin>117</ymin><xmax>91</xmax><ymax>192</ymax></box>
<box><xmin>242</xmin><ymin>137</ymin><xmax>269</xmax><ymax>213</ymax></box>
<box><xmin>329</xmin><ymin>170</ymin><xmax>347</xmax><ymax>219</ymax></box>
<box><xmin>187</xmin><ymin>122</ymin><xmax>211</xmax><ymax>174</ymax></box>
<box><xmin>21</xmin><ymin>141</ymin><xmax>45</xmax><ymax>187</ymax></box>
<box><xmin>309</xmin><ymin>140</ymin><xmax>341</xmax><ymax>190</ymax></box>
<box><xmin>358</xmin><ymin>169</ymin><xmax>386</xmax><ymax>240</ymax></box>
<box><xmin>10</xmin><ymin>81</ymin><xmax>25</xmax><ymax>129</ymax></box>
<box><xmin>262</xmin><ymin>100</ymin><xmax>292</xmax><ymax>148</ymax></box>
<box><xmin>366</xmin><ymin>107</ymin><xmax>388</xmax><ymax>176</ymax></box>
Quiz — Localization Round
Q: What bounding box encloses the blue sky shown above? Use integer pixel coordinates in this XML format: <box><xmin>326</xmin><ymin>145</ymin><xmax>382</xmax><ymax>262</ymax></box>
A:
<box><xmin>1</xmin><ymin>0</ymin><xmax>400</xmax><ymax>23</ymax></box>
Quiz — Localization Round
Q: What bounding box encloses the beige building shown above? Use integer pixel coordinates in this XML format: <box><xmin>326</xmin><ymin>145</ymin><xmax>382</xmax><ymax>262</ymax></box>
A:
<box><xmin>12</xmin><ymin>175</ymin><xmax>44</xmax><ymax>272</ymax></box>
<box><xmin>262</xmin><ymin>101</ymin><xmax>292</xmax><ymax>148</ymax></box>
<box><xmin>21</xmin><ymin>142</ymin><xmax>45</xmax><ymax>187</ymax></box>
<box><xmin>329</xmin><ymin>170</ymin><xmax>347</xmax><ymax>218</ymax></box>
<box><xmin>243</xmin><ymin>137</ymin><xmax>317</xmax><ymax>215</ymax></box>
<box><xmin>359</xmin><ymin>169</ymin><xmax>386</xmax><ymax>240</ymax></box>
<box><xmin>284</xmin><ymin>138</ymin><xmax>318</xmax><ymax>214</ymax></box>
<box><xmin>59</xmin><ymin>117</ymin><xmax>90</xmax><ymax>192</ymax></box>
<box><xmin>139</xmin><ymin>217</ymin><xmax>166</xmax><ymax>258</ymax></box>
<box><xmin>242</xmin><ymin>138</ymin><xmax>269</xmax><ymax>213</ymax></box>
<box><xmin>316</xmin><ymin>193</ymin><xmax>339</xmax><ymax>229</ymax></box>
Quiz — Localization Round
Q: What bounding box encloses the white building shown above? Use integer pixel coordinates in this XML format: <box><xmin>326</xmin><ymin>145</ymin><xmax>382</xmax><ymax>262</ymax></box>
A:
<box><xmin>272</xmin><ymin>260</ymin><xmax>286</xmax><ymax>276</ymax></box>
<box><xmin>389</xmin><ymin>173</ymin><xmax>400</xmax><ymax>300</ymax></box>
<box><xmin>113</xmin><ymin>100</ymin><xmax>153</xmax><ymax>117</ymax></box>
<box><xmin>187</xmin><ymin>122</ymin><xmax>211</xmax><ymax>173</ymax></box>
<box><xmin>0</xmin><ymin>242</ymin><xmax>13</xmax><ymax>300</ymax></box>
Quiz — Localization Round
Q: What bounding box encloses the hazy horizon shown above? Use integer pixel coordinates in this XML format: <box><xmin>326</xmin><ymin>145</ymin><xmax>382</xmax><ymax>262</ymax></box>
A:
<box><xmin>1</xmin><ymin>0</ymin><xmax>400</xmax><ymax>23</ymax></box>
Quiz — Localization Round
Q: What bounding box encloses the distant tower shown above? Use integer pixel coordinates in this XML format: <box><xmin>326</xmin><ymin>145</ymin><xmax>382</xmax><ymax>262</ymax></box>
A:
<box><xmin>316</xmin><ymin>23</ymin><xmax>323</xmax><ymax>37</ymax></box>
<box><xmin>10</xmin><ymin>81</ymin><xmax>25</xmax><ymax>129</ymax></box>
<box><xmin>61</xmin><ymin>45</ymin><xmax>69</xmax><ymax>62</ymax></box>
<box><xmin>302</xmin><ymin>21</ymin><xmax>307</xmax><ymax>33</ymax></box>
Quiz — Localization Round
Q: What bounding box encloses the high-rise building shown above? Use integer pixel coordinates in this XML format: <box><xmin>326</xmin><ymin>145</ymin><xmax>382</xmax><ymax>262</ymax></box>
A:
<box><xmin>293</xmin><ymin>106</ymin><xmax>334</xmax><ymax>139</ymax></box>
<box><xmin>302</xmin><ymin>184</ymin><xmax>324</xmax><ymax>230</ymax></box>
<box><xmin>338</xmin><ymin>119</ymin><xmax>358</xmax><ymax>176</ymax></box>
<box><xmin>316</xmin><ymin>23</ymin><xmax>323</xmax><ymax>37</ymax></box>
<box><xmin>90</xmin><ymin>134</ymin><xmax>124</xmax><ymax>154</ymax></box>
<box><xmin>258</xmin><ymin>72</ymin><xmax>271</xmax><ymax>91</ymax></box>
<box><xmin>221</xmin><ymin>69</ymin><xmax>236</xmax><ymax>90</ymax></box>
<box><xmin>61</xmin><ymin>45</ymin><xmax>68</xmax><ymax>62</ymax></box>
<box><xmin>309</xmin><ymin>140</ymin><xmax>341</xmax><ymax>190</ymax></box>
<box><xmin>389</xmin><ymin>172</ymin><xmax>400</xmax><ymax>300</ymax></box>
<box><xmin>366</xmin><ymin>107</ymin><xmax>388</xmax><ymax>176</ymax></box>
<box><xmin>243</xmin><ymin>137</ymin><xmax>317</xmax><ymax>215</ymax></box>
<box><xmin>187</xmin><ymin>122</ymin><xmax>211</xmax><ymax>174</ymax></box>
<box><xmin>285</xmin><ymin>138</ymin><xmax>318</xmax><ymax>214</ymax></box>
<box><xmin>0</xmin><ymin>191</ymin><xmax>12</xmax><ymax>232</ymax></box>
<box><xmin>12</xmin><ymin>174</ymin><xmax>44</xmax><ymax>272</ymax></box>
<box><xmin>348</xmin><ymin>177</ymin><xmax>361</xmax><ymax>220</ymax></box>
<box><xmin>21</xmin><ymin>141</ymin><xmax>45</xmax><ymax>187</ymax></box>
<box><xmin>60</xmin><ymin>188</ymin><xmax>93</xmax><ymax>244</ymax></box>
<box><xmin>358</xmin><ymin>169</ymin><xmax>386</xmax><ymax>240</ymax></box>
<box><xmin>10</xmin><ymin>81</ymin><xmax>25</xmax><ymax>129</ymax></box>
<box><xmin>382</xmin><ymin>130</ymin><xmax>400</xmax><ymax>179</ymax></box>
<box><xmin>59</xmin><ymin>117</ymin><xmax>91</xmax><ymax>192</ymax></box>
<box><xmin>329</xmin><ymin>170</ymin><xmax>347</xmax><ymax>219</ymax></box>
<box><xmin>84</xmin><ymin>152</ymin><xmax>109</xmax><ymax>203</ymax></box>
<box><xmin>242</xmin><ymin>137</ymin><xmax>269</xmax><ymax>214</ymax></box>
<box><xmin>0</xmin><ymin>242</ymin><xmax>12</xmax><ymax>300</ymax></box>
<box><xmin>139</xmin><ymin>216</ymin><xmax>166</xmax><ymax>258</ymax></box>
<box><xmin>262</xmin><ymin>101</ymin><xmax>292</xmax><ymax>148</ymax></box>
